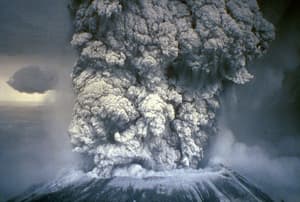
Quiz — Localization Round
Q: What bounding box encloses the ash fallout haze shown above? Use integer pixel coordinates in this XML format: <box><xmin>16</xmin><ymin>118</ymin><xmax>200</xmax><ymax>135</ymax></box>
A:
<box><xmin>0</xmin><ymin>0</ymin><xmax>299</xmax><ymax>202</ymax></box>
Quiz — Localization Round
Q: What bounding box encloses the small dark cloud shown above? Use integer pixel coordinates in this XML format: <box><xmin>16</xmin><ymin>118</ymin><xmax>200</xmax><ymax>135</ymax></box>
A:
<box><xmin>7</xmin><ymin>65</ymin><xmax>57</xmax><ymax>93</ymax></box>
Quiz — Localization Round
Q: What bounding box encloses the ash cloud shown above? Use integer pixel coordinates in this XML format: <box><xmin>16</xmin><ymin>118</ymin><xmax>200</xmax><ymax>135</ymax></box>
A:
<box><xmin>209</xmin><ymin>1</ymin><xmax>300</xmax><ymax>201</ymax></box>
<box><xmin>7</xmin><ymin>65</ymin><xmax>57</xmax><ymax>93</ymax></box>
<box><xmin>209</xmin><ymin>126</ymin><xmax>300</xmax><ymax>202</ymax></box>
<box><xmin>68</xmin><ymin>0</ymin><xmax>274</xmax><ymax>177</ymax></box>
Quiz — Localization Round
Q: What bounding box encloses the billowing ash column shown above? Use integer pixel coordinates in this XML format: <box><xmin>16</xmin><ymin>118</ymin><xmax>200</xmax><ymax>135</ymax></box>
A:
<box><xmin>68</xmin><ymin>0</ymin><xmax>274</xmax><ymax>177</ymax></box>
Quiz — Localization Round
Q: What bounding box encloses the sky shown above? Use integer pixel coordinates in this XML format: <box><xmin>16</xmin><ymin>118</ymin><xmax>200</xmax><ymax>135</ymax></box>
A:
<box><xmin>0</xmin><ymin>0</ymin><xmax>75</xmax><ymax>104</ymax></box>
<box><xmin>0</xmin><ymin>0</ymin><xmax>78</xmax><ymax>199</ymax></box>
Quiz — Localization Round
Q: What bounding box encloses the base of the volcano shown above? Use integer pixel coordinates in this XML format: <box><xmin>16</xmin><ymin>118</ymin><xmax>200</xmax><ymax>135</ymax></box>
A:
<box><xmin>9</xmin><ymin>165</ymin><xmax>272</xmax><ymax>202</ymax></box>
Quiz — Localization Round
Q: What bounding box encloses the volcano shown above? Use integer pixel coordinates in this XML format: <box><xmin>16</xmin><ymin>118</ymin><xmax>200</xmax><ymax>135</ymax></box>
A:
<box><xmin>10</xmin><ymin>165</ymin><xmax>272</xmax><ymax>202</ymax></box>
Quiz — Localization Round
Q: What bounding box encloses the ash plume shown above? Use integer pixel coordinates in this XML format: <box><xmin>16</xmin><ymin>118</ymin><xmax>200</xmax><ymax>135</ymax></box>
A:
<box><xmin>68</xmin><ymin>0</ymin><xmax>275</xmax><ymax>177</ymax></box>
<box><xmin>7</xmin><ymin>65</ymin><xmax>57</xmax><ymax>93</ymax></box>
<box><xmin>208</xmin><ymin>1</ymin><xmax>300</xmax><ymax>200</ymax></box>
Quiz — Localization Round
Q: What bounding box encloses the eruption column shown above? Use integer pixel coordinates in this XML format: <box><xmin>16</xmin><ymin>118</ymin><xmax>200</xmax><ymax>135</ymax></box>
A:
<box><xmin>68</xmin><ymin>0</ymin><xmax>274</xmax><ymax>177</ymax></box>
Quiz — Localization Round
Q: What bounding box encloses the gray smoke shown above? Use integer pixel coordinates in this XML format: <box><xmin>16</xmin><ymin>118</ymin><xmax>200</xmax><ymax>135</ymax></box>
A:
<box><xmin>209</xmin><ymin>1</ymin><xmax>300</xmax><ymax>200</ymax></box>
<box><xmin>7</xmin><ymin>65</ymin><xmax>57</xmax><ymax>93</ymax></box>
<box><xmin>68</xmin><ymin>0</ymin><xmax>274</xmax><ymax>177</ymax></box>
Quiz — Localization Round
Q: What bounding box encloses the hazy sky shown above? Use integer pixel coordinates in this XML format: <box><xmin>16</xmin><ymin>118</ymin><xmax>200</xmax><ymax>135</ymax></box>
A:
<box><xmin>0</xmin><ymin>1</ymin><xmax>78</xmax><ymax>199</ymax></box>
<box><xmin>0</xmin><ymin>0</ymin><xmax>75</xmax><ymax>104</ymax></box>
<box><xmin>0</xmin><ymin>0</ymin><xmax>72</xmax><ymax>55</ymax></box>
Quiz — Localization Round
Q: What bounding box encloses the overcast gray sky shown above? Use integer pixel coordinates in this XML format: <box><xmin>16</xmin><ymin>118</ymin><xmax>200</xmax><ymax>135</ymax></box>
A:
<box><xmin>0</xmin><ymin>0</ymin><xmax>72</xmax><ymax>55</ymax></box>
<box><xmin>0</xmin><ymin>2</ymin><xmax>78</xmax><ymax>199</ymax></box>
<box><xmin>0</xmin><ymin>0</ymin><xmax>75</xmax><ymax>104</ymax></box>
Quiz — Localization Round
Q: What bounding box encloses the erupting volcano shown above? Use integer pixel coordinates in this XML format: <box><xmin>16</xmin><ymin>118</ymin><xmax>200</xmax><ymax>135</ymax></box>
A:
<box><xmin>9</xmin><ymin>0</ymin><xmax>279</xmax><ymax>201</ymax></box>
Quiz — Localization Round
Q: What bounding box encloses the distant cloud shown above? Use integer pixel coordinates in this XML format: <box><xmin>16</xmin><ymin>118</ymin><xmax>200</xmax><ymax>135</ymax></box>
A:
<box><xmin>7</xmin><ymin>65</ymin><xmax>57</xmax><ymax>93</ymax></box>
